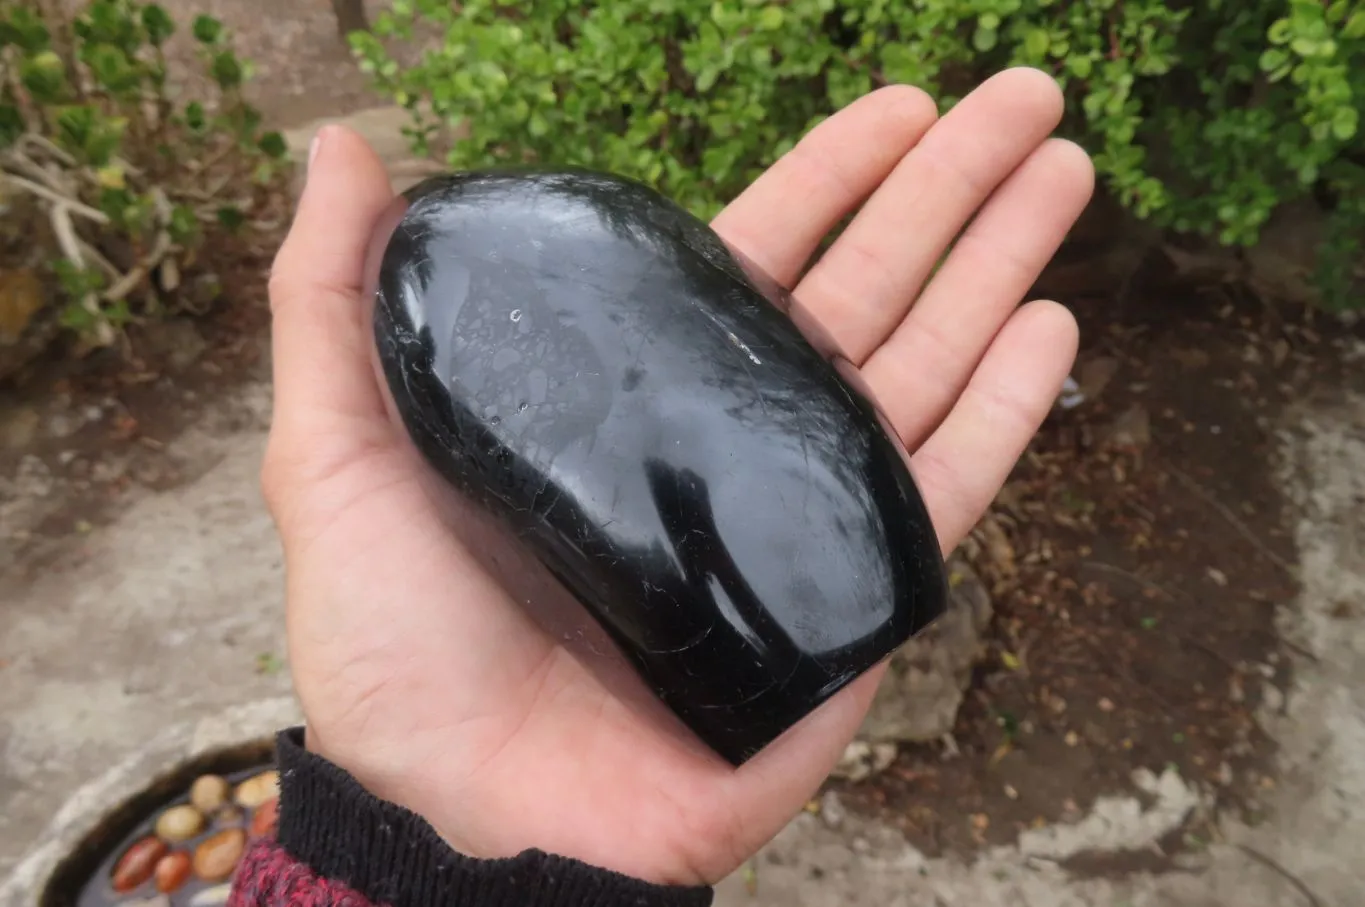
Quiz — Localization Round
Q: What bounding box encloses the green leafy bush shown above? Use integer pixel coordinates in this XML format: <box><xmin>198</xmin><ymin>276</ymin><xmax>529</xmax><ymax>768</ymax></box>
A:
<box><xmin>0</xmin><ymin>0</ymin><xmax>290</xmax><ymax>368</ymax></box>
<box><xmin>353</xmin><ymin>0</ymin><xmax>1364</xmax><ymax>307</ymax></box>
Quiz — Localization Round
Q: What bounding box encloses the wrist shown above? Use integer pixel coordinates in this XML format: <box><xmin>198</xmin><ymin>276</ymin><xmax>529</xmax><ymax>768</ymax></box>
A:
<box><xmin>275</xmin><ymin>728</ymin><xmax>714</xmax><ymax>907</ymax></box>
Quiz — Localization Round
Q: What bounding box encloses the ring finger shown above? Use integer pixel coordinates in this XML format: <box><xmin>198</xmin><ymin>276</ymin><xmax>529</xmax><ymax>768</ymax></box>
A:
<box><xmin>861</xmin><ymin>137</ymin><xmax>1094</xmax><ymax>446</ymax></box>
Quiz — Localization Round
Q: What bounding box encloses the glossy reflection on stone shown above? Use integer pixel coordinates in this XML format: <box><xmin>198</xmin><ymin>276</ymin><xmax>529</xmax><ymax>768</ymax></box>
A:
<box><xmin>369</xmin><ymin>169</ymin><xmax>948</xmax><ymax>765</ymax></box>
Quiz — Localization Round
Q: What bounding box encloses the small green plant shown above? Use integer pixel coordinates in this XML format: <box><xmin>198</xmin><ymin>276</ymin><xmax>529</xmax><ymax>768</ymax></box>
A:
<box><xmin>0</xmin><ymin>0</ymin><xmax>291</xmax><ymax>359</ymax></box>
<box><xmin>352</xmin><ymin>0</ymin><xmax>1365</xmax><ymax>308</ymax></box>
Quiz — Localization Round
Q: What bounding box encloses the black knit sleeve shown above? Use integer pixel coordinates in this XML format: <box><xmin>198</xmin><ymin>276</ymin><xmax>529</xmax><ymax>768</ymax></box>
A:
<box><xmin>273</xmin><ymin>728</ymin><xmax>714</xmax><ymax>907</ymax></box>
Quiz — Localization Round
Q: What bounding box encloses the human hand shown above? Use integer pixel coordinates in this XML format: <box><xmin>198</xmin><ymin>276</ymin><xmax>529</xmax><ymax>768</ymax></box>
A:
<box><xmin>261</xmin><ymin>67</ymin><xmax>1092</xmax><ymax>887</ymax></box>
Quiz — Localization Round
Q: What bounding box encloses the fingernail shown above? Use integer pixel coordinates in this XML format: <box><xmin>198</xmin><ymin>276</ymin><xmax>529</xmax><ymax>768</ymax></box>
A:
<box><xmin>307</xmin><ymin>127</ymin><xmax>327</xmax><ymax>174</ymax></box>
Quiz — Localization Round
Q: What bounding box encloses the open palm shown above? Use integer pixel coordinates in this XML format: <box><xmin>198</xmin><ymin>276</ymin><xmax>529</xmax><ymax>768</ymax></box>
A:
<box><xmin>261</xmin><ymin>68</ymin><xmax>1093</xmax><ymax>887</ymax></box>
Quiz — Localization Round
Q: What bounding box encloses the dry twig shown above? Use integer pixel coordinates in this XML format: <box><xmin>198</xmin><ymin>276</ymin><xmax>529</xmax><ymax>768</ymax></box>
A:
<box><xmin>1168</xmin><ymin>466</ymin><xmax>1296</xmax><ymax>576</ymax></box>
<box><xmin>1235</xmin><ymin>845</ymin><xmax>1323</xmax><ymax>907</ymax></box>
<box><xmin>0</xmin><ymin>171</ymin><xmax>110</xmax><ymax>223</ymax></box>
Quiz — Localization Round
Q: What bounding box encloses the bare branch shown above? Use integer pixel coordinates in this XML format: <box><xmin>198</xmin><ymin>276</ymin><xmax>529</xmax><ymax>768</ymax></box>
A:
<box><xmin>104</xmin><ymin>229</ymin><xmax>171</xmax><ymax>302</ymax></box>
<box><xmin>16</xmin><ymin>132</ymin><xmax>78</xmax><ymax>168</ymax></box>
<box><xmin>1</xmin><ymin>172</ymin><xmax>110</xmax><ymax>223</ymax></box>
<box><xmin>48</xmin><ymin>203</ymin><xmax>86</xmax><ymax>266</ymax></box>
<box><xmin>77</xmin><ymin>238</ymin><xmax>121</xmax><ymax>278</ymax></box>
<box><xmin>2</xmin><ymin>146</ymin><xmax>74</xmax><ymax>193</ymax></box>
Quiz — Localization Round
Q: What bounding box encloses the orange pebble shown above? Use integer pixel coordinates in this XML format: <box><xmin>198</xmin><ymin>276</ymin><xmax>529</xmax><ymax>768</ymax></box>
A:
<box><xmin>193</xmin><ymin>829</ymin><xmax>246</xmax><ymax>882</ymax></box>
<box><xmin>154</xmin><ymin>851</ymin><xmax>192</xmax><ymax>893</ymax></box>
<box><xmin>112</xmin><ymin>837</ymin><xmax>168</xmax><ymax>892</ymax></box>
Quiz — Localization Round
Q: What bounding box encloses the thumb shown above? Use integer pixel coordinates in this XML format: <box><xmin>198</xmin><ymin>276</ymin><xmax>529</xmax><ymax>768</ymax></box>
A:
<box><xmin>263</xmin><ymin>125</ymin><xmax>398</xmax><ymax>503</ymax></box>
<box><xmin>268</xmin><ymin>124</ymin><xmax>397</xmax><ymax>438</ymax></box>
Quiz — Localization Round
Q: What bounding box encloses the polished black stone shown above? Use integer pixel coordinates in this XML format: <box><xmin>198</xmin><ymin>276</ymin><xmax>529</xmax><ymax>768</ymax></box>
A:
<box><xmin>369</xmin><ymin>169</ymin><xmax>947</xmax><ymax>765</ymax></box>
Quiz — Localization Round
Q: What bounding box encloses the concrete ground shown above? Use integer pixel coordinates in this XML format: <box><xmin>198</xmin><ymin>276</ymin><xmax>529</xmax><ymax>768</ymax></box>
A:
<box><xmin>0</xmin><ymin>385</ymin><xmax>293</xmax><ymax>886</ymax></box>
<box><xmin>3</xmin><ymin>114</ymin><xmax>1363</xmax><ymax>906</ymax></box>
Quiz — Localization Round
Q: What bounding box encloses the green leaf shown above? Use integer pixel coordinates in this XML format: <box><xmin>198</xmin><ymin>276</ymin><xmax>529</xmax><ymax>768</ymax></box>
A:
<box><xmin>0</xmin><ymin>7</ymin><xmax>51</xmax><ymax>51</ymax></box>
<box><xmin>1067</xmin><ymin>54</ymin><xmax>1094</xmax><ymax>79</ymax></box>
<box><xmin>210</xmin><ymin>51</ymin><xmax>244</xmax><ymax>89</ymax></box>
<box><xmin>141</xmin><ymin>5</ymin><xmax>175</xmax><ymax>46</ymax></box>
<box><xmin>192</xmin><ymin>15</ymin><xmax>223</xmax><ymax>44</ymax></box>
<box><xmin>184</xmin><ymin>101</ymin><xmax>206</xmax><ymax>132</ymax></box>
<box><xmin>84</xmin><ymin>114</ymin><xmax>126</xmax><ymax>165</ymax></box>
<box><xmin>758</xmin><ymin>6</ymin><xmax>784</xmax><ymax>30</ymax></box>
<box><xmin>1332</xmin><ymin>107</ymin><xmax>1359</xmax><ymax>142</ymax></box>
<box><xmin>973</xmin><ymin>25</ymin><xmax>997</xmax><ymax>52</ymax></box>
<box><xmin>80</xmin><ymin>0</ymin><xmax>143</xmax><ymax>50</ymax></box>
<box><xmin>53</xmin><ymin>105</ymin><xmax>95</xmax><ymax>153</ymax></box>
<box><xmin>1024</xmin><ymin>28</ymin><xmax>1049</xmax><ymax>59</ymax></box>
<box><xmin>1344</xmin><ymin>10</ymin><xmax>1365</xmax><ymax>38</ymax></box>
<box><xmin>168</xmin><ymin>205</ymin><xmax>199</xmax><ymax>243</ymax></box>
<box><xmin>20</xmin><ymin>50</ymin><xmax>68</xmax><ymax>102</ymax></box>
<box><xmin>257</xmin><ymin>130</ymin><xmax>288</xmax><ymax>158</ymax></box>
<box><xmin>216</xmin><ymin>205</ymin><xmax>246</xmax><ymax>232</ymax></box>
<box><xmin>84</xmin><ymin>44</ymin><xmax>140</xmax><ymax>93</ymax></box>
<box><xmin>1290</xmin><ymin>36</ymin><xmax>1320</xmax><ymax>57</ymax></box>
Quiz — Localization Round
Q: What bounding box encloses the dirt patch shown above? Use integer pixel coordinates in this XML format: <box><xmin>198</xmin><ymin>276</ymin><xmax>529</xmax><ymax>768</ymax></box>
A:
<box><xmin>0</xmin><ymin>260</ymin><xmax>273</xmax><ymax>581</ymax></box>
<box><xmin>834</xmin><ymin>261</ymin><xmax>1361</xmax><ymax>861</ymax></box>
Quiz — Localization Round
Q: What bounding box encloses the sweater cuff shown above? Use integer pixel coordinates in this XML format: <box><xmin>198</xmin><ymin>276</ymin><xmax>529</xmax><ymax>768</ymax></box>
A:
<box><xmin>272</xmin><ymin>727</ymin><xmax>714</xmax><ymax>907</ymax></box>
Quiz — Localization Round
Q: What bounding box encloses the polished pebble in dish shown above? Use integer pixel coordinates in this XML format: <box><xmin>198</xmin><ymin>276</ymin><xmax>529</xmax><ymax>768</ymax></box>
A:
<box><xmin>188</xmin><ymin>775</ymin><xmax>230</xmax><ymax>815</ymax></box>
<box><xmin>192</xmin><ymin>829</ymin><xmax>246</xmax><ymax>883</ymax></box>
<box><xmin>187</xmin><ymin>884</ymin><xmax>232</xmax><ymax>907</ymax></box>
<box><xmin>153</xmin><ymin>852</ymin><xmax>192</xmax><ymax>894</ymax></box>
<box><xmin>111</xmin><ymin>837</ymin><xmax>168</xmax><ymax>893</ymax></box>
<box><xmin>154</xmin><ymin>805</ymin><xmax>205</xmax><ymax>843</ymax></box>
<box><xmin>232</xmin><ymin>770</ymin><xmax>278</xmax><ymax>809</ymax></box>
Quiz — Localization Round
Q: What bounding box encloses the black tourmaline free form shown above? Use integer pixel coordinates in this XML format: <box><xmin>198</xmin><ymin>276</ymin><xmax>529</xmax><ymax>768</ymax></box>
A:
<box><xmin>370</xmin><ymin>169</ymin><xmax>947</xmax><ymax>765</ymax></box>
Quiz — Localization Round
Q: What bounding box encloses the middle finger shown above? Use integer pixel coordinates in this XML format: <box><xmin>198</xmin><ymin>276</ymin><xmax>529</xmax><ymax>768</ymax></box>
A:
<box><xmin>791</xmin><ymin>67</ymin><xmax>1064</xmax><ymax>365</ymax></box>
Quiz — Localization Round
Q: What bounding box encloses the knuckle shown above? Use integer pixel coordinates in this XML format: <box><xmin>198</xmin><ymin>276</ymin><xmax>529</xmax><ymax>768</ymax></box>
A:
<box><xmin>258</xmin><ymin>439</ymin><xmax>295</xmax><ymax>519</ymax></box>
<box><xmin>266</xmin><ymin>266</ymin><xmax>297</xmax><ymax>316</ymax></box>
